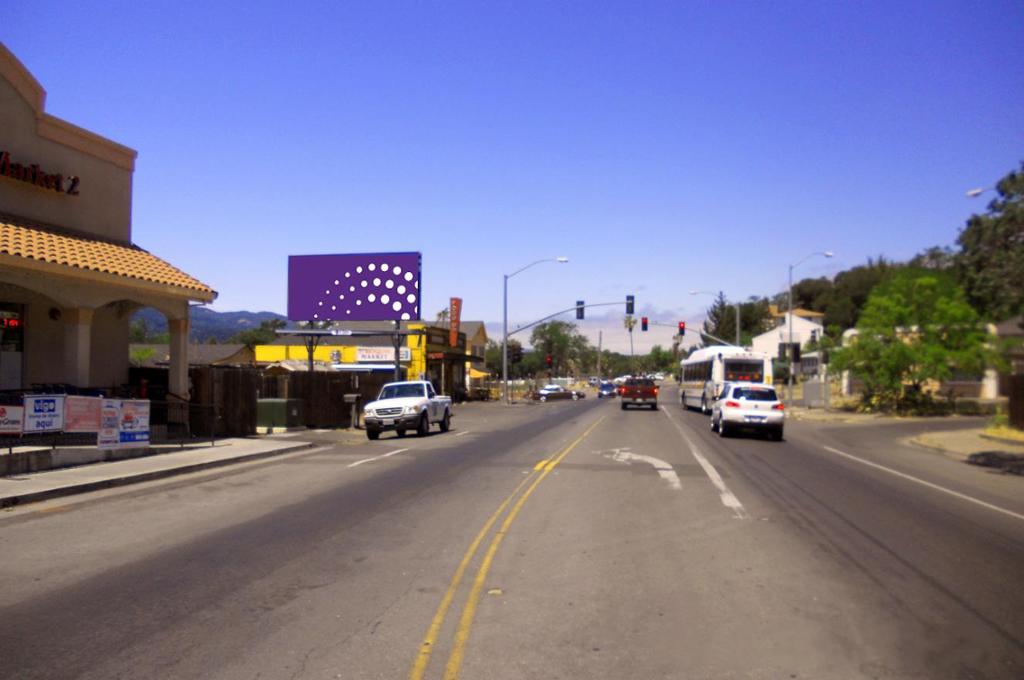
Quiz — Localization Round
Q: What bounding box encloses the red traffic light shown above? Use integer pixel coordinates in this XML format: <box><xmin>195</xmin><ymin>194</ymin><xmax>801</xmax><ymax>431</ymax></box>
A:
<box><xmin>641</xmin><ymin>316</ymin><xmax>649</xmax><ymax>332</ymax></box>
<box><xmin>678</xmin><ymin>321</ymin><xmax>686</xmax><ymax>335</ymax></box>
<box><xmin>545</xmin><ymin>354</ymin><xmax>553</xmax><ymax>367</ymax></box>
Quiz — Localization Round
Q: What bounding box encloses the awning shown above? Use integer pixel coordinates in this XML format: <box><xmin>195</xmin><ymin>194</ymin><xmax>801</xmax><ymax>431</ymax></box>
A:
<box><xmin>469</xmin><ymin>367</ymin><xmax>490</xmax><ymax>379</ymax></box>
<box><xmin>0</xmin><ymin>217</ymin><xmax>216</xmax><ymax>301</ymax></box>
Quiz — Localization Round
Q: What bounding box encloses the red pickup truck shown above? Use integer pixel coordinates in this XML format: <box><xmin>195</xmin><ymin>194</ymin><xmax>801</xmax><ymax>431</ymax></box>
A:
<box><xmin>619</xmin><ymin>378</ymin><xmax>659</xmax><ymax>410</ymax></box>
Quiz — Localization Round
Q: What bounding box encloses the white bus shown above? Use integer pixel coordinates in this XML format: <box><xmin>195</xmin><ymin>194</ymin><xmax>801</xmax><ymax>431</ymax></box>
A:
<box><xmin>679</xmin><ymin>346</ymin><xmax>773</xmax><ymax>414</ymax></box>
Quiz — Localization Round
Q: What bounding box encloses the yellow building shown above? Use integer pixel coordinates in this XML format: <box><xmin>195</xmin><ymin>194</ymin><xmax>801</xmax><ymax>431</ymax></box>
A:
<box><xmin>254</xmin><ymin>322</ymin><xmax>471</xmax><ymax>397</ymax></box>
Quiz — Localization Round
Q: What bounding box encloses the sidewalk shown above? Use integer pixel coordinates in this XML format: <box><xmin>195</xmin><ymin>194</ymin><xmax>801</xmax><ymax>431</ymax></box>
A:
<box><xmin>0</xmin><ymin>437</ymin><xmax>314</xmax><ymax>508</ymax></box>
<box><xmin>786</xmin><ymin>408</ymin><xmax>887</xmax><ymax>424</ymax></box>
<box><xmin>910</xmin><ymin>428</ymin><xmax>1024</xmax><ymax>473</ymax></box>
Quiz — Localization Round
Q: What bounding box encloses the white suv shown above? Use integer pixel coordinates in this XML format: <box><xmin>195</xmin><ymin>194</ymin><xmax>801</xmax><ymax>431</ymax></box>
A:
<box><xmin>710</xmin><ymin>382</ymin><xmax>785</xmax><ymax>441</ymax></box>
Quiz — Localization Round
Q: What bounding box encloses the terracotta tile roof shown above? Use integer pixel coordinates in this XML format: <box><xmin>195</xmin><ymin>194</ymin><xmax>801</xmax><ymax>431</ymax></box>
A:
<box><xmin>0</xmin><ymin>218</ymin><xmax>216</xmax><ymax>299</ymax></box>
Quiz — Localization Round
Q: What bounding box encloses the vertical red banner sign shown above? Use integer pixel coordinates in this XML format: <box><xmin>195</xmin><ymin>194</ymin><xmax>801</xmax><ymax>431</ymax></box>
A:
<box><xmin>449</xmin><ymin>297</ymin><xmax>462</xmax><ymax>347</ymax></box>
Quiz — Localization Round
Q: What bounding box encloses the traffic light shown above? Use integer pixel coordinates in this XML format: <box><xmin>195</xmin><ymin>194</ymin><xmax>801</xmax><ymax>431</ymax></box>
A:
<box><xmin>641</xmin><ymin>316</ymin><xmax>649</xmax><ymax>332</ymax></box>
<box><xmin>545</xmin><ymin>354</ymin><xmax>553</xmax><ymax>368</ymax></box>
<box><xmin>626</xmin><ymin>295</ymin><xmax>634</xmax><ymax>315</ymax></box>
<box><xmin>576</xmin><ymin>300</ymin><xmax>585</xmax><ymax>320</ymax></box>
<box><xmin>678</xmin><ymin>321</ymin><xmax>686</xmax><ymax>336</ymax></box>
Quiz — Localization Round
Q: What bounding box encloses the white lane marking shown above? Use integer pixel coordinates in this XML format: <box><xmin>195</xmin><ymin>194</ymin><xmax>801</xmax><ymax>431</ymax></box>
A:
<box><xmin>661</xmin><ymin>408</ymin><xmax>748</xmax><ymax>519</ymax></box>
<box><xmin>347</xmin><ymin>448</ymin><xmax>409</xmax><ymax>468</ymax></box>
<box><xmin>822</xmin><ymin>446</ymin><xmax>1024</xmax><ymax>523</ymax></box>
<box><xmin>604</xmin><ymin>447</ymin><xmax>682</xmax><ymax>490</ymax></box>
<box><xmin>455</xmin><ymin>430</ymin><xmax>471</xmax><ymax>437</ymax></box>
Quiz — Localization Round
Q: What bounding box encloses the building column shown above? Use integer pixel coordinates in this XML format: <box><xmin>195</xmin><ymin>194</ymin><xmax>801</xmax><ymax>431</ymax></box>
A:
<box><xmin>168</xmin><ymin>317</ymin><xmax>190</xmax><ymax>400</ymax></box>
<box><xmin>63</xmin><ymin>307</ymin><xmax>94</xmax><ymax>387</ymax></box>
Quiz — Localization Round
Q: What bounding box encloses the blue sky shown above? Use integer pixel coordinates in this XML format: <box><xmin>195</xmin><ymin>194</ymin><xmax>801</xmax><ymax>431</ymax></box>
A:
<box><xmin>3</xmin><ymin>1</ymin><xmax>1022</xmax><ymax>350</ymax></box>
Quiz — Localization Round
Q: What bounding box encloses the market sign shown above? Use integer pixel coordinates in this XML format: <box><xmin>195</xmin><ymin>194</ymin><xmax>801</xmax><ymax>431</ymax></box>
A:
<box><xmin>0</xmin><ymin>405</ymin><xmax>24</xmax><ymax>434</ymax></box>
<box><xmin>356</xmin><ymin>347</ymin><xmax>411</xmax><ymax>362</ymax></box>
<box><xmin>23</xmin><ymin>395</ymin><xmax>65</xmax><ymax>432</ymax></box>
<box><xmin>0</xmin><ymin>150</ymin><xmax>80</xmax><ymax>196</ymax></box>
<box><xmin>288</xmin><ymin>252</ymin><xmax>422</xmax><ymax>322</ymax></box>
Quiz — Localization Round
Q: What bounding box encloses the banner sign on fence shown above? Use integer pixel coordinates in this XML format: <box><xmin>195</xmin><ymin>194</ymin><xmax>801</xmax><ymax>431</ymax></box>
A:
<box><xmin>64</xmin><ymin>395</ymin><xmax>102</xmax><ymax>433</ymax></box>
<box><xmin>0</xmin><ymin>405</ymin><xmax>24</xmax><ymax>434</ymax></box>
<box><xmin>118</xmin><ymin>400</ymin><xmax>151</xmax><ymax>448</ymax></box>
<box><xmin>23</xmin><ymin>395</ymin><xmax>65</xmax><ymax>432</ymax></box>
<box><xmin>98</xmin><ymin>399</ymin><xmax>121</xmax><ymax>450</ymax></box>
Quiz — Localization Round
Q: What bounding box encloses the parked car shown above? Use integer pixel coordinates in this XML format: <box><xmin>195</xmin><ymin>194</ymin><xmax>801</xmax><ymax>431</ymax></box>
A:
<box><xmin>597</xmin><ymin>381</ymin><xmax>617</xmax><ymax>398</ymax></box>
<box><xmin>363</xmin><ymin>380</ymin><xmax>452</xmax><ymax>440</ymax></box>
<box><xmin>531</xmin><ymin>384</ymin><xmax>586</xmax><ymax>402</ymax></box>
<box><xmin>619</xmin><ymin>377</ymin><xmax>658</xmax><ymax>410</ymax></box>
<box><xmin>710</xmin><ymin>382</ymin><xmax>785</xmax><ymax>440</ymax></box>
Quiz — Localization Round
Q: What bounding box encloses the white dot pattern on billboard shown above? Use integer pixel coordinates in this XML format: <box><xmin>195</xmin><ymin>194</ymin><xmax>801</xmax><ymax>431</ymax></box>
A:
<box><xmin>310</xmin><ymin>259</ymin><xmax>418</xmax><ymax>320</ymax></box>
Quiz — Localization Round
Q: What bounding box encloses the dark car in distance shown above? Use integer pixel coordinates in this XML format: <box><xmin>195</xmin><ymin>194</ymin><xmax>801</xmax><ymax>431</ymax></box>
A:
<box><xmin>597</xmin><ymin>381</ymin><xmax>617</xmax><ymax>398</ymax></box>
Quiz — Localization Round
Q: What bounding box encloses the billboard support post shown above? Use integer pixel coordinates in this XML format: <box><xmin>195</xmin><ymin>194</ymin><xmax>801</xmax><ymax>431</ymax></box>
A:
<box><xmin>393</xmin><ymin>321</ymin><xmax>402</xmax><ymax>382</ymax></box>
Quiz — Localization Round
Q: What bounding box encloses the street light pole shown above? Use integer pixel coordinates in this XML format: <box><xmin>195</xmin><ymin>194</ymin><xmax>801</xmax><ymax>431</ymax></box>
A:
<box><xmin>502</xmin><ymin>257</ymin><xmax>569</xmax><ymax>404</ymax></box>
<box><xmin>787</xmin><ymin>250</ymin><xmax>834</xmax><ymax>404</ymax></box>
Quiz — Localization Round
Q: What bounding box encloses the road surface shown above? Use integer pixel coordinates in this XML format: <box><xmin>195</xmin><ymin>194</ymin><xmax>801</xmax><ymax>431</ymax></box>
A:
<box><xmin>1</xmin><ymin>387</ymin><xmax>1021</xmax><ymax>679</ymax></box>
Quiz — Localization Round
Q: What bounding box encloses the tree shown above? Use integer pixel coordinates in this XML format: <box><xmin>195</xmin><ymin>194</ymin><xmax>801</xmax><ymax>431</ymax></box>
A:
<box><xmin>230</xmin><ymin>318</ymin><xmax>287</xmax><ymax>349</ymax></box>
<box><xmin>956</xmin><ymin>162</ymin><xmax>1024</xmax><ymax>321</ymax></box>
<box><xmin>485</xmin><ymin>338</ymin><xmax>524</xmax><ymax>378</ymax></box>
<box><xmin>790</xmin><ymin>277</ymin><xmax>833</xmax><ymax>313</ymax></box>
<box><xmin>823</xmin><ymin>257</ymin><xmax>898</xmax><ymax>331</ymax></box>
<box><xmin>831</xmin><ymin>268</ymin><xmax>992</xmax><ymax>413</ymax></box>
<box><xmin>700</xmin><ymin>293</ymin><xmax>771</xmax><ymax>347</ymax></box>
<box><xmin>909</xmin><ymin>245</ymin><xmax>956</xmax><ymax>271</ymax></box>
<box><xmin>530</xmin><ymin>321</ymin><xmax>580</xmax><ymax>375</ymax></box>
<box><xmin>701</xmin><ymin>292</ymin><xmax>733</xmax><ymax>345</ymax></box>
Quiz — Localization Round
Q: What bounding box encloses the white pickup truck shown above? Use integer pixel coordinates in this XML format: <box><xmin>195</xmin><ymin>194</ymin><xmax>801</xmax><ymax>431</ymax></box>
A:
<box><xmin>362</xmin><ymin>381</ymin><xmax>452</xmax><ymax>440</ymax></box>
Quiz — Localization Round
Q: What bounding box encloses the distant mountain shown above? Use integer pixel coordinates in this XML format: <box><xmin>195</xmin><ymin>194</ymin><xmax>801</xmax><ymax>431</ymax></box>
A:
<box><xmin>131</xmin><ymin>307</ymin><xmax>291</xmax><ymax>343</ymax></box>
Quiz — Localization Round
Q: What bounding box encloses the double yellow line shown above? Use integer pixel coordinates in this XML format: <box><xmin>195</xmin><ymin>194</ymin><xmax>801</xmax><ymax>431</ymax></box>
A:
<box><xmin>409</xmin><ymin>415</ymin><xmax>606</xmax><ymax>680</ymax></box>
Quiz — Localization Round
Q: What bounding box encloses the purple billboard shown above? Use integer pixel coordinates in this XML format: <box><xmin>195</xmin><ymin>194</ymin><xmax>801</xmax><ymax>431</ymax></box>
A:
<box><xmin>288</xmin><ymin>252</ymin><xmax>422</xmax><ymax>322</ymax></box>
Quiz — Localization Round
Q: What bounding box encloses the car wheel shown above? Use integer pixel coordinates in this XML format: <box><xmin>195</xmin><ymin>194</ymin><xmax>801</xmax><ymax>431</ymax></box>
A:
<box><xmin>620</xmin><ymin>402</ymin><xmax>627</xmax><ymax>410</ymax></box>
<box><xmin>572</xmin><ymin>393</ymin><xmax>579</xmax><ymax>401</ymax></box>
<box><xmin>700</xmin><ymin>397</ymin><xmax>708</xmax><ymax>415</ymax></box>
<box><xmin>710</xmin><ymin>416</ymin><xmax>718</xmax><ymax>432</ymax></box>
<box><xmin>417</xmin><ymin>414</ymin><xmax>429</xmax><ymax>437</ymax></box>
<box><xmin>539</xmin><ymin>395</ymin><xmax>547</xmax><ymax>402</ymax></box>
<box><xmin>397</xmin><ymin>429</ymin><xmax>406</xmax><ymax>438</ymax></box>
<box><xmin>366</xmin><ymin>429</ymin><xmax>380</xmax><ymax>441</ymax></box>
<box><xmin>440</xmin><ymin>410</ymin><xmax>451</xmax><ymax>432</ymax></box>
<box><xmin>718</xmin><ymin>421</ymin><xmax>729</xmax><ymax>438</ymax></box>
<box><xmin>773</xmin><ymin>428</ymin><xmax>784</xmax><ymax>442</ymax></box>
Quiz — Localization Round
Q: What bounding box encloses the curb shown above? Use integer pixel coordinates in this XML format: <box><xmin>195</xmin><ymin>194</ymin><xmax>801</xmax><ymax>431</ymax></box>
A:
<box><xmin>979</xmin><ymin>432</ymin><xmax>1024</xmax><ymax>447</ymax></box>
<box><xmin>0</xmin><ymin>441</ymin><xmax>315</xmax><ymax>509</ymax></box>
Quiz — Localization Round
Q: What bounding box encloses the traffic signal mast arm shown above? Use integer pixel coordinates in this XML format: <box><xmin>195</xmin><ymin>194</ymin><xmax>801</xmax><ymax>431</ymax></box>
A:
<box><xmin>644</xmin><ymin>320</ymin><xmax>740</xmax><ymax>347</ymax></box>
<box><xmin>507</xmin><ymin>301</ymin><xmax>628</xmax><ymax>337</ymax></box>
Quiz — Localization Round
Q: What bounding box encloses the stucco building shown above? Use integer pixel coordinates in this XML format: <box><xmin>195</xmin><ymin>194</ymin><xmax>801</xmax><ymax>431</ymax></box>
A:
<box><xmin>0</xmin><ymin>44</ymin><xmax>215</xmax><ymax>401</ymax></box>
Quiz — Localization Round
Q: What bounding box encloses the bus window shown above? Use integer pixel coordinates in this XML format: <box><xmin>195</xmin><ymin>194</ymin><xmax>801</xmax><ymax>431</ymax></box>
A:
<box><xmin>724</xmin><ymin>360</ymin><xmax>764</xmax><ymax>383</ymax></box>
